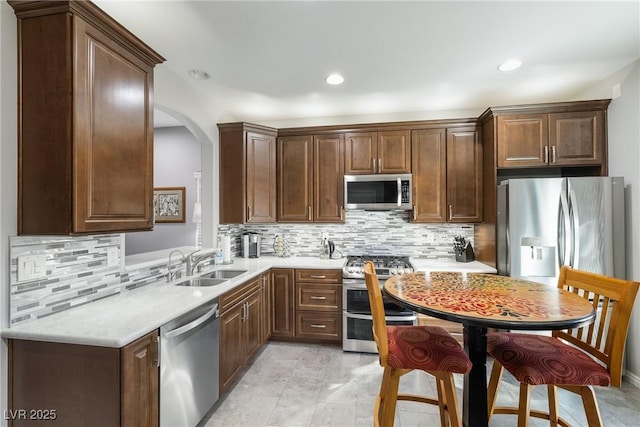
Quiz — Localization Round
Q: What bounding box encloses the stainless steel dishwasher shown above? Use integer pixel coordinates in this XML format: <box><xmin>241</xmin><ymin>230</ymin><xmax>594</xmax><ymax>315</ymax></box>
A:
<box><xmin>160</xmin><ymin>299</ymin><xmax>220</xmax><ymax>427</ymax></box>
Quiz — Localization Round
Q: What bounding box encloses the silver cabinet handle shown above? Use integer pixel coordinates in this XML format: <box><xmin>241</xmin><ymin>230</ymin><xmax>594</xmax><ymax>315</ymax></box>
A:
<box><xmin>310</xmin><ymin>275</ymin><xmax>326</xmax><ymax>279</ymax></box>
<box><xmin>413</xmin><ymin>205</ymin><xmax>417</xmax><ymax>221</ymax></box>
<box><xmin>247</xmin><ymin>205</ymin><xmax>252</xmax><ymax>221</ymax></box>
<box><xmin>310</xmin><ymin>296</ymin><xmax>327</xmax><ymax>300</ymax></box>
<box><xmin>372</xmin><ymin>158</ymin><xmax>376</xmax><ymax>173</ymax></box>
<box><xmin>378</xmin><ymin>158</ymin><xmax>382</xmax><ymax>173</ymax></box>
<box><xmin>448</xmin><ymin>204</ymin><xmax>453</xmax><ymax>221</ymax></box>
<box><xmin>154</xmin><ymin>334</ymin><xmax>160</xmax><ymax>368</ymax></box>
<box><xmin>308</xmin><ymin>206</ymin><xmax>312</xmax><ymax>221</ymax></box>
<box><xmin>544</xmin><ymin>146</ymin><xmax>549</xmax><ymax>163</ymax></box>
<box><xmin>310</xmin><ymin>324</ymin><xmax>326</xmax><ymax>329</ymax></box>
<box><xmin>551</xmin><ymin>145</ymin><xmax>557</xmax><ymax>163</ymax></box>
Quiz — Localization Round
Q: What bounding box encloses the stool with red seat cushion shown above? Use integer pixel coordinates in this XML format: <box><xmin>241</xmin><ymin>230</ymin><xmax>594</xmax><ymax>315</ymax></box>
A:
<box><xmin>487</xmin><ymin>266</ymin><xmax>639</xmax><ymax>427</ymax></box>
<box><xmin>364</xmin><ymin>261</ymin><xmax>471</xmax><ymax>427</ymax></box>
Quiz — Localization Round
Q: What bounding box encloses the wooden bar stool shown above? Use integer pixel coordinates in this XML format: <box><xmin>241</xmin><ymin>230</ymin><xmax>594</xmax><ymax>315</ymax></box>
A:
<box><xmin>364</xmin><ymin>261</ymin><xmax>471</xmax><ymax>427</ymax></box>
<box><xmin>487</xmin><ymin>266</ymin><xmax>640</xmax><ymax>427</ymax></box>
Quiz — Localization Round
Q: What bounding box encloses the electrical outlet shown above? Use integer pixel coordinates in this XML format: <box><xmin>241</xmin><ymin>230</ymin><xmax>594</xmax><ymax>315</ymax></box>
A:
<box><xmin>107</xmin><ymin>247</ymin><xmax>119</xmax><ymax>267</ymax></box>
<box><xmin>17</xmin><ymin>254</ymin><xmax>47</xmax><ymax>282</ymax></box>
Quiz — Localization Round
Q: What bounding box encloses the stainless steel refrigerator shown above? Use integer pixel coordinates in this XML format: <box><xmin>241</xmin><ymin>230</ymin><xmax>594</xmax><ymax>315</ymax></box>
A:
<box><xmin>497</xmin><ymin>177</ymin><xmax>625</xmax><ymax>285</ymax></box>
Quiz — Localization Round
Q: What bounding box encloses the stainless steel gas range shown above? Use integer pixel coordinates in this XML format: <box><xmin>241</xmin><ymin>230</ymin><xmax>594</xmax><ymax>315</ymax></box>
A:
<box><xmin>342</xmin><ymin>255</ymin><xmax>417</xmax><ymax>353</ymax></box>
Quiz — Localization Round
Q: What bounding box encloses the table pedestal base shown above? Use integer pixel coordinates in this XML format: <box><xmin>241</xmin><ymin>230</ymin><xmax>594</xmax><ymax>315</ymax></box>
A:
<box><xmin>463</xmin><ymin>325</ymin><xmax>488</xmax><ymax>427</ymax></box>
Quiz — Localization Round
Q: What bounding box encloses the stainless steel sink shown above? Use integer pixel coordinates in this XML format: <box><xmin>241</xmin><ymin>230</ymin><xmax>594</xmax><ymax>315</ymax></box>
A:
<box><xmin>174</xmin><ymin>277</ymin><xmax>227</xmax><ymax>287</ymax></box>
<box><xmin>204</xmin><ymin>270</ymin><xmax>247</xmax><ymax>279</ymax></box>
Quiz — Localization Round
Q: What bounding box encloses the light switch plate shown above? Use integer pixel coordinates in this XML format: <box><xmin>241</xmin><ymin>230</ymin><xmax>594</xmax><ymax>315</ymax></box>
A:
<box><xmin>107</xmin><ymin>247</ymin><xmax>119</xmax><ymax>267</ymax></box>
<box><xmin>17</xmin><ymin>254</ymin><xmax>47</xmax><ymax>282</ymax></box>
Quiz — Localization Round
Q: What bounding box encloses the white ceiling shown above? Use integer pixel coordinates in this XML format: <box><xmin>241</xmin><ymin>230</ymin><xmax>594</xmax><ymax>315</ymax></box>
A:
<box><xmin>94</xmin><ymin>1</ymin><xmax>640</xmax><ymax>127</ymax></box>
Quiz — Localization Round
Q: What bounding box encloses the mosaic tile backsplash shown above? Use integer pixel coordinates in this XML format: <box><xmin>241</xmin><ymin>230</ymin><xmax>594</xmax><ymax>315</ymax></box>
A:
<box><xmin>218</xmin><ymin>210</ymin><xmax>475</xmax><ymax>259</ymax></box>
<box><xmin>9</xmin><ymin>234</ymin><xmax>179</xmax><ymax>325</ymax></box>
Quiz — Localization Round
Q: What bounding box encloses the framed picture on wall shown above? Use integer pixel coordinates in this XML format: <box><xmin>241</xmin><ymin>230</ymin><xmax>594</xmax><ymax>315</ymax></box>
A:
<box><xmin>153</xmin><ymin>187</ymin><xmax>186</xmax><ymax>223</ymax></box>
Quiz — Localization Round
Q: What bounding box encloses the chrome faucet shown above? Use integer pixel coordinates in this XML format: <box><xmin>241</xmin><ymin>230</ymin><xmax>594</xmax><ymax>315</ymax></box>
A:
<box><xmin>167</xmin><ymin>249</ymin><xmax>186</xmax><ymax>282</ymax></box>
<box><xmin>186</xmin><ymin>250</ymin><xmax>215</xmax><ymax>276</ymax></box>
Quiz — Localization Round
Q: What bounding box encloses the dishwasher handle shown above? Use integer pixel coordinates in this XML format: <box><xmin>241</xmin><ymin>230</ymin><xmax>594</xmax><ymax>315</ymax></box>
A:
<box><xmin>162</xmin><ymin>304</ymin><xmax>219</xmax><ymax>339</ymax></box>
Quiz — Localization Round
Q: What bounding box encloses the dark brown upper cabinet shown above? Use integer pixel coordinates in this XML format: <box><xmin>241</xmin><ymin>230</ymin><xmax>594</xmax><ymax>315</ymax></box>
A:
<box><xmin>219</xmin><ymin>122</ymin><xmax>277</xmax><ymax>224</ymax></box>
<box><xmin>411</xmin><ymin>125</ymin><xmax>482</xmax><ymax>223</ymax></box>
<box><xmin>344</xmin><ymin>130</ymin><xmax>411</xmax><ymax>174</ymax></box>
<box><xmin>10</xmin><ymin>0</ymin><xmax>165</xmax><ymax>235</ymax></box>
<box><xmin>492</xmin><ymin>101</ymin><xmax>609</xmax><ymax>169</ymax></box>
<box><xmin>277</xmin><ymin>134</ymin><xmax>344</xmax><ymax>223</ymax></box>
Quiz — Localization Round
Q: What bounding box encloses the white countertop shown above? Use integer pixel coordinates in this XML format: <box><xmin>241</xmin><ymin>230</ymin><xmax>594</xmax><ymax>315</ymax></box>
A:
<box><xmin>2</xmin><ymin>255</ymin><xmax>495</xmax><ymax>348</ymax></box>
<box><xmin>410</xmin><ymin>258</ymin><xmax>497</xmax><ymax>273</ymax></box>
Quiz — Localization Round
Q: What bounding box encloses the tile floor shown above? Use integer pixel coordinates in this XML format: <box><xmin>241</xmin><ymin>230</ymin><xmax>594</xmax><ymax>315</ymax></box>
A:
<box><xmin>201</xmin><ymin>341</ymin><xmax>640</xmax><ymax>427</ymax></box>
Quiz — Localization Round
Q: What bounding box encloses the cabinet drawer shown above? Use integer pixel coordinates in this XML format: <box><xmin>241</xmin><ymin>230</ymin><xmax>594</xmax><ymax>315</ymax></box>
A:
<box><xmin>296</xmin><ymin>284</ymin><xmax>341</xmax><ymax>311</ymax></box>
<box><xmin>295</xmin><ymin>269</ymin><xmax>342</xmax><ymax>284</ymax></box>
<box><xmin>295</xmin><ymin>311</ymin><xmax>342</xmax><ymax>341</ymax></box>
<box><xmin>220</xmin><ymin>278</ymin><xmax>260</xmax><ymax>312</ymax></box>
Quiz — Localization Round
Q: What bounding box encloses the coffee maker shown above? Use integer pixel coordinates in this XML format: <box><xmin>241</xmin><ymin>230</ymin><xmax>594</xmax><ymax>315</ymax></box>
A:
<box><xmin>242</xmin><ymin>232</ymin><xmax>261</xmax><ymax>258</ymax></box>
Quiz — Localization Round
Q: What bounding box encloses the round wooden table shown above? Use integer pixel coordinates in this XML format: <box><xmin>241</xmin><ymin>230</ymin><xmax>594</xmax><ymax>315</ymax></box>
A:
<box><xmin>384</xmin><ymin>272</ymin><xmax>595</xmax><ymax>427</ymax></box>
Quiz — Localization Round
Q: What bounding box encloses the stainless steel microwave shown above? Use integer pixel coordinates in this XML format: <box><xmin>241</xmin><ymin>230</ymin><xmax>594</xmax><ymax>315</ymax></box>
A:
<box><xmin>344</xmin><ymin>174</ymin><xmax>412</xmax><ymax>210</ymax></box>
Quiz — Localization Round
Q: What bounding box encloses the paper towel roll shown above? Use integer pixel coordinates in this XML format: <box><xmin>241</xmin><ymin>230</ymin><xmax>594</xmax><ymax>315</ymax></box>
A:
<box><xmin>222</xmin><ymin>235</ymin><xmax>232</xmax><ymax>263</ymax></box>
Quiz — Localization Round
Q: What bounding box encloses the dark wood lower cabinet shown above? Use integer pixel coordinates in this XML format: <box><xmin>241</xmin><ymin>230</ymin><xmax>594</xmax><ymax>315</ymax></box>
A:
<box><xmin>294</xmin><ymin>269</ymin><xmax>342</xmax><ymax>343</ymax></box>
<box><xmin>270</xmin><ymin>268</ymin><xmax>295</xmax><ymax>339</ymax></box>
<box><xmin>8</xmin><ymin>331</ymin><xmax>159</xmax><ymax>427</ymax></box>
<box><xmin>260</xmin><ymin>272</ymin><xmax>272</xmax><ymax>343</ymax></box>
<box><xmin>121</xmin><ymin>332</ymin><xmax>160</xmax><ymax>427</ymax></box>
<box><xmin>270</xmin><ymin>268</ymin><xmax>342</xmax><ymax>344</ymax></box>
<box><xmin>219</xmin><ymin>277</ymin><xmax>264</xmax><ymax>395</ymax></box>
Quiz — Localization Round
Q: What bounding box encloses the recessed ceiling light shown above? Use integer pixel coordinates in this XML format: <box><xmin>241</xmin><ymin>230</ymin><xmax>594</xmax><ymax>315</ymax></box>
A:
<box><xmin>188</xmin><ymin>69</ymin><xmax>210</xmax><ymax>80</ymax></box>
<box><xmin>326</xmin><ymin>73</ymin><xmax>344</xmax><ymax>85</ymax></box>
<box><xmin>498</xmin><ymin>59</ymin><xmax>522</xmax><ymax>72</ymax></box>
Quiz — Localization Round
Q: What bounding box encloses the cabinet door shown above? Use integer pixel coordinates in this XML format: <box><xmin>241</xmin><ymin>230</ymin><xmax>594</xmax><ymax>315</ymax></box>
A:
<box><xmin>314</xmin><ymin>134</ymin><xmax>345</xmax><ymax>222</ymax></box>
<box><xmin>378</xmin><ymin>130</ymin><xmax>411</xmax><ymax>173</ymax></box>
<box><xmin>270</xmin><ymin>269</ymin><xmax>295</xmax><ymax>338</ymax></box>
<box><xmin>122</xmin><ymin>331</ymin><xmax>159</xmax><ymax>427</ymax></box>
<box><xmin>411</xmin><ymin>129</ymin><xmax>447</xmax><ymax>222</ymax></box>
<box><xmin>219</xmin><ymin>304</ymin><xmax>245</xmax><ymax>394</ymax></box>
<box><xmin>246</xmin><ymin>131</ymin><xmax>277</xmax><ymax>223</ymax></box>
<box><xmin>496</xmin><ymin>114</ymin><xmax>548</xmax><ymax>167</ymax></box>
<box><xmin>446</xmin><ymin>127</ymin><xmax>482</xmax><ymax>222</ymax></box>
<box><xmin>277</xmin><ymin>135</ymin><xmax>313</xmax><ymax>222</ymax></box>
<box><xmin>344</xmin><ymin>132</ymin><xmax>377</xmax><ymax>174</ymax></box>
<box><xmin>244</xmin><ymin>290</ymin><xmax>263</xmax><ymax>362</ymax></box>
<box><xmin>73</xmin><ymin>17</ymin><xmax>155</xmax><ymax>233</ymax></box>
<box><xmin>260</xmin><ymin>273</ymin><xmax>272</xmax><ymax>343</ymax></box>
<box><xmin>549</xmin><ymin>111</ymin><xmax>604</xmax><ymax>166</ymax></box>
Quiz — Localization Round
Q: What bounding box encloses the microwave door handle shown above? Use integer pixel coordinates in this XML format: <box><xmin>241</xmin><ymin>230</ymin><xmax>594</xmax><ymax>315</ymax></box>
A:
<box><xmin>397</xmin><ymin>178</ymin><xmax>401</xmax><ymax>207</ymax></box>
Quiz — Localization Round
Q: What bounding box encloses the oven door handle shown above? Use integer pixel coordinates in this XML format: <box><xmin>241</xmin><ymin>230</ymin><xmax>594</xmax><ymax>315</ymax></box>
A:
<box><xmin>385</xmin><ymin>315</ymin><xmax>417</xmax><ymax>322</ymax></box>
<box><xmin>343</xmin><ymin>285</ymin><xmax>367</xmax><ymax>291</ymax></box>
<box><xmin>346</xmin><ymin>312</ymin><xmax>417</xmax><ymax>322</ymax></box>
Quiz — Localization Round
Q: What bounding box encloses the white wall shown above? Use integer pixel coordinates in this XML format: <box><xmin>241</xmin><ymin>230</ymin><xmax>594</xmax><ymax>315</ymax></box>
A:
<box><xmin>125</xmin><ymin>126</ymin><xmax>202</xmax><ymax>254</ymax></box>
<box><xmin>579</xmin><ymin>59</ymin><xmax>640</xmax><ymax>385</ymax></box>
<box><xmin>596</xmin><ymin>60</ymin><xmax>640</xmax><ymax>385</ymax></box>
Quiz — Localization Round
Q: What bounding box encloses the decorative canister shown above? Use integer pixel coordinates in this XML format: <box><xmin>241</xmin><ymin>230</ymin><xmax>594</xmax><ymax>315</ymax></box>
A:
<box><xmin>273</xmin><ymin>234</ymin><xmax>291</xmax><ymax>257</ymax></box>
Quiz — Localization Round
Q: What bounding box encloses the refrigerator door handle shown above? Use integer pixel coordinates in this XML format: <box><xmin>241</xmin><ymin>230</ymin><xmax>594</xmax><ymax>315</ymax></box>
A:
<box><xmin>568</xmin><ymin>189</ymin><xmax>580</xmax><ymax>269</ymax></box>
<box><xmin>558</xmin><ymin>191</ymin><xmax>571</xmax><ymax>268</ymax></box>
